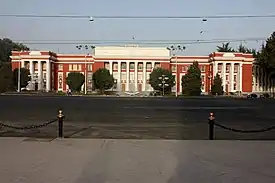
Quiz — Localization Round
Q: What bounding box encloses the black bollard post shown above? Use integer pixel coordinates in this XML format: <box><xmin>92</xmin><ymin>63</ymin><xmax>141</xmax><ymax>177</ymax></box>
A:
<box><xmin>57</xmin><ymin>110</ymin><xmax>64</xmax><ymax>138</ymax></box>
<box><xmin>208</xmin><ymin>112</ymin><xmax>215</xmax><ymax>140</ymax></box>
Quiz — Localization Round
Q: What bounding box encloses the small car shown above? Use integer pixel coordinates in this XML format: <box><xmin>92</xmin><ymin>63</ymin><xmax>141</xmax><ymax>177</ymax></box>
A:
<box><xmin>247</xmin><ymin>93</ymin><xmax>258</xmax><ymax>99</ymax></box>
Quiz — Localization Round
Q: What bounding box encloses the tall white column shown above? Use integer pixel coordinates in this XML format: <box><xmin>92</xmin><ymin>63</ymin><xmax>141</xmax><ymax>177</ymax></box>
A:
<box><xmin>134</xmin><ymin>62</ymin><xmax>138</xmax><ymax>91</ymax></box>
<box><xmin>38</xmin><ymin>61</ymin><xmax>43</xmax><ymax>90</ymax></box>
<box><xmin>46</xmin><ymin>61</ymin><xmax>51</xmax><ymax>92</ymax></box>
<box><xmin>230</xmin><ymin>63</ymin><xmax>234</xmax><ymax>92</ymax></box>
<box><xmin>150</xmin><ymin>62</ymin><xmax>155</xmax><ymax>91</ymax></box>
<box><xmin>239</xmin><ymin>63</ymin><xmax>243</xmax><ymax>92</ymax></box>
<box><xmin>213</xmin><ymin>62</ymin><xmax>218</xmax><ymax>76</ymax></box>
<box><xmin>21</xmin><ymin>61</ymin><xmax>25</xmax><ymax>68</ymax></box>
<box><xmin>126</xmin><ymin>62</ymin><xmax>130</xmax><ymax>91</ymax></box>
<box><xmin>222</xmin><ymin>63</ymin><xmax>226</xmax><ymax>91</ymax></box>
<box><xmin>117</xmin><ymin>62</ymin><xmax>121</xmax><ymax>92</ymax></box>
<box><xmin>143</xmin><ymin>62</ymin><xmax>146</xmax><ymax>92</ymax></box>
<box><xmin>109</xmin><ymin>61</ymin><xmax>113</xmax><ymax>75</ymax></box>
<box><xmin>29</xmin><ymin>61</ymin><xmax>34</xmax><ymax>90</ymax></box>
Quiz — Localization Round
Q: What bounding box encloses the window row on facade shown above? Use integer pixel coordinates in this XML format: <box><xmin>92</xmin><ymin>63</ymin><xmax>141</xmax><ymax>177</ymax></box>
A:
<box><xmin>104</xmin><ymin>62</ymin><xmax>161</xmax><ymax>71</ymax></box>
<box><xmin>217</xmin><ymin>63</ymin><xmax>240</xmax><ymax>73</ymax></box>
<box><xmin>171</xmin><ymin>65</ymin><xmax>207</xmax><ymax>72</ymax></box>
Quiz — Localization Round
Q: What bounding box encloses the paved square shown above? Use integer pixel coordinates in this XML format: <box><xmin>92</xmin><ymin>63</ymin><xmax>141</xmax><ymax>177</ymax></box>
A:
<box><xmin>0</xmin><ymin>138</ymin><xmax>274</xmax><ymax>183</ymax></box>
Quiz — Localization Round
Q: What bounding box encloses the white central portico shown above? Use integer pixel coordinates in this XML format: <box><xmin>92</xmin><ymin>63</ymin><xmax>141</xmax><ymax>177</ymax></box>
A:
<box><xmin>94</xmin><ymin>46</ymin><xmax>170</xmax><ymax>93</ymax></box>
<box><xmin>20</xmin><ymin>60</ymin><xmax>52</xmax><ymax>91</ymax></box>
<box><xmin>12</xmin><ymin>51</ymin><xmax>54</xmax><ymax>91</ymax></box>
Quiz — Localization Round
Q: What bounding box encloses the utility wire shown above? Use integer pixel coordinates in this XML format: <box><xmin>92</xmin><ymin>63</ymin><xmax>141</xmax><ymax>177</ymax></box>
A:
<box><xmin>15</xmin><ymin>38</ymin><xmax>265</xmax><ymax>45</ymax></box>
<box><xmin>1</xmin><ymin>14</ymin><xmax>275</xmax><ymax>19</ymax></box>
<box><xmin>13</xmin><ymin>37</ymin><xmax>266</xmax><ymax>42</ymax></box>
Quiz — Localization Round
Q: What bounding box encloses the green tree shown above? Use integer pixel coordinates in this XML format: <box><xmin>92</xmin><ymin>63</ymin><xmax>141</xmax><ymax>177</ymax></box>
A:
<box><xmin>181</xmin><ymin>61</ymin><xmax>202</xmax><ymax>96</ymax></box>
<box><xmin>237</xmin><ymin>44</ymin><xmax>248</xmax><ymax>53</ymax></box>
<box><xmin>255</xmin><ymin>32</ymin><xmax>275</xmax><ymax>89</ymax></box>
<box><xmin>92</xmin><ymin>68</ymin><xmax>114</xmax><ymax>94</ymax></box>
<box><xmin>149</xmin><ymin>67</ymin><xmax>175</xmax><ymax>94</ymax></box>
<box><xmin>66</xmin><ymin>72</ymin><xmax>85</xmax><ymax>92</ymax></box>
<box><xmin>0</xmin><ymin>63</ymin><xmax>13</xmax><ymax>93</ymax></box>
<box><xmin>257</xmin><ymin>32</ymin><xmax>275</xmax><ymax>69</ymax></box>
<box><xmin>237</xmin><ymin>44</ymin><xmax>257</xmax><ymax>55</ymax></box>
<box><xmin>217</xmin><ymin>42</ymin><xmax>235</xmax><ymax>52</ymax></box>
<box><xmin>12</xmin><ymin>68</ymin><xmax>31</xmax><ymax>89</ymax></box>
<box><xmin>211</xmin><ymin>74</ymin><xmax>224</xmax><ymax>95</ymax></box>
<box><xmin>0</xmin><ymin>38</ymin><xmax>29</xmax><ymax>92</ymax></box>
<box><xmin>0</xmin><ymin>38</ymin><xmax>29</xmax><ymax>64</ymax></box>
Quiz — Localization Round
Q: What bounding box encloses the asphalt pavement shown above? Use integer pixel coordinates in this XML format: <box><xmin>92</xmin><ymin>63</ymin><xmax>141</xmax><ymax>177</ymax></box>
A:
<box><xmin>0</xmin><ymin>95</ymin><xmax>275</xmax><ymax>140</ymax></box>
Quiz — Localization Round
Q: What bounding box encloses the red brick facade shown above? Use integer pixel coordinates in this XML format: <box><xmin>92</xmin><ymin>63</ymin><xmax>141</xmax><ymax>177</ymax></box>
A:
<box><xmin>10</xmin><ymin>50</ymin><xmax>254</xmax><ymax>94</ymax></box>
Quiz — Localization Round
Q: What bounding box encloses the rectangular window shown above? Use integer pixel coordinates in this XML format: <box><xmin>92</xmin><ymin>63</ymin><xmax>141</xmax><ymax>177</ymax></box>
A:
<box><xmin>155</xmin><ymin>63</ymin><xmax>161</xmax><ymax>68</ymax></box>
<box><xmin>34</xmin><ymin>63</ymin><xmax>38</xmax><ymax>70</ymax></box>
<box><xmin>226</xmin><ymin>75</ymin><xmax>229</xmax><ymax>81</ymax></box>
<box><xmin>218</xmin><ymin>64</ymin><xmax>222</xmax><ymax>72</ymax></box>
<box><xmin>234</xmin><ymin>75</ymin><xmax>237</xmax><ymax>82</ymax></box>
<box><xmin>88</xmin><ymin>64</ymin><xmax>92</xmax><ymax>71</ymax></box>
<box><xmin>233</xmin><ymin>83</ymin><xmax>237</xmax><ymax>90</ymax></box>
<box><xmin>69</xmin><ymin>64</ymin><xmax>72</xmax><ymax>71</ymax></box>
<box><xmin>104</xmin><ymin>62</ymin><xmax>109</xmax><ymax>70</ymax></box>
<box><xmin>42</xmin><ymin>63</ymin><xmax>46</xmax><ymax>71</ymax></box>
<box><xmin>201</xmin><ymin>83</ymin><xmax>205</xmax><ymax>90</ymax></box>
<box><xmin>201</xmin><ymin>65</ymin><xmax>205</xmax><ymax>72</ymax></box>
<box><xmin>172</xmin><ymin>65</ymin><xmax>176</xmax><ymax>72</ymax></box>
<box><xmin>73</xmin><ymin>64</ymin><xmax>78</xmax><ymax>71</ymax></box>
<box><xmin>226</xmin><ymin>65</ymin><xmax>230</xmax><ymax>72</ymax></box>
<box><xmin>130</xmin><ymin>63</ymin><xmax>135</xmax><ymax>69</ymax></box>
<box><xmin>182</xmin><ymin>66</ymin><xmax>187</xmax><ymax>72</ymax></box>
<box><xmin>138</xmin><ymin>63</ymin><xmax>143</xmax><ymax>70</ymax></box>
<box><xmin>121</xmin><ymin>63</ymin><xmax>126</xmax><ymax>70</ymax></box>
<box><xmin>58</xmin><ymin>64</ymin><xmax>63</xmax><ymax>71</ymax></box>
<box><xmin>146</xmin><ymin>63</ymin><xmax>152</xmax><ymax>70</ymax></box>
<box><xmin>234</xmin><ymin>65</ymin><xmax>238</xmax><ymax>73</ymax></box>
<box><xmin>113</xmin><ymin>63</ymin><xmax>118</xmax><ymax>70</ymax></box>
<box><xmin>201</xmin><ymin>75</ymin><xmax>205</xmax><ymax>82</ymax></box>
<box><xmin>78</xmin><ymin>64</ymin><xmax>82</xmax><ymax>71</ymax></box>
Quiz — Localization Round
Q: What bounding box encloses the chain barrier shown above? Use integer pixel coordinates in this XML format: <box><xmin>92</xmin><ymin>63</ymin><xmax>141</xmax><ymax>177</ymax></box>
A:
<box><xmin>213</xmin><ymin>121</ymin><xmax>275</xmax><ymax>133</ymax></box>
<box><xmin>208</xmin><ymin>112</ymin><xmax>275</xmax><ymax>140</ymax></box>
<box><xmin>0</xmin><ymin>119</ymin><xmax>58</xmax><ymax>130</ymax></box>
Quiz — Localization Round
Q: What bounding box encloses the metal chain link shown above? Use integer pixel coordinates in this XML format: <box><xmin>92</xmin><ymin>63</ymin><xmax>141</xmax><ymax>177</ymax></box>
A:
<box><xmin>213</xmin><ymin>121</ymin><xmax>275</xmax><ymax>133</ymax></box>
<box><xmin>0</xmin><ymin>119</ymin><xmax>58</xmax><ymax>130</ymax></box>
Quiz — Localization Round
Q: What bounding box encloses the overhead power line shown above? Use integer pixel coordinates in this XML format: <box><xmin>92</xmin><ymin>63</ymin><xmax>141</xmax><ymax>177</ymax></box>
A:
<box><xmin>13</xmin><ymin>37</ymin><xmax>266</xmax><ymax>42</ymax></box>
<box><xmin>14</xmin><ymin>38</ymin><xmax>265</xmax><ymax>45</ymax></box>
<box><xmin>1</xmin><ymin>14</ymin><xmax>275</xmax><ymax>19</ymax></box>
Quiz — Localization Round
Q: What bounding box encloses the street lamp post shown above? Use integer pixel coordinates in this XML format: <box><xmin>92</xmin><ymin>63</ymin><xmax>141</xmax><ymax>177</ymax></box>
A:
<box><xmin>167</xmin><ymin>45</ymin><xmax>186</xmax><ymax>97</ymax></box>
<box><xmin>158</xmin><ymin>75</ymin><xmax>169</xmax><ymax>96</ymax></box>
<box><xmin>17</xmin><ymin>50</ymin><xmax>24</xmax><ymax>92</ymax></box>
<box><xmin>76</xmin><ymin>45</ymin><xmax>95</xmax><ymax>94</ymax></box>
<box><xmin>208</xmin><ymin>74</ymin><xmax>212</xmax><ymax>94</ymax></box>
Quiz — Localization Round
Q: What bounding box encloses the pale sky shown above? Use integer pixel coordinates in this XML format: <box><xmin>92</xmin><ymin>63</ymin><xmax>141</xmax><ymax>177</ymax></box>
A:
<box><xmin>1</xmin><ymin>0</ymin><xmax>275</xmax><ymax>55</ymax></box>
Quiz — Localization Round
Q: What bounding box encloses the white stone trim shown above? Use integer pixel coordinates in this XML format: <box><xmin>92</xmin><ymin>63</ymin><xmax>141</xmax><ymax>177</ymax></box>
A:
<box><xmin>94</xmin><ymin>58</ymin><xmax>170</xmax><ymax>62</ymax></box>
<box><xmin>170</xmin><ymin>59</ymin><xmax>209</xmax><ymax>62</ymax></box>
<box><xmin>55</xmin><ymin>61</ymin><xmax>94</xmax><ymax>64</ymax></box>
<box><xmin>10</xmin><ymin>55</ymin><xmax>51</xmax><ymax>59</ymax></box>
<box><xmin>211</xmin><ymin>57</ymin><xmax>254</xmax><ymax>61</ymax></box>
<box><xmin>57</xmin><ymin>58</ymin><xmax>93</xmax><ymax>61</ymax></box>
<box><xmin>46</xmin><ymin>61</ymin><xmax>51</xmax><ymax>91</ymax></box>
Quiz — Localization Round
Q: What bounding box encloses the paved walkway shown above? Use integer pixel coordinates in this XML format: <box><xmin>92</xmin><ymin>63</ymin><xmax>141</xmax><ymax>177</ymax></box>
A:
<box><xmin>0</xmin><ymin>138</ymin><xmax>274</xmax><ymax>183</ymax></box>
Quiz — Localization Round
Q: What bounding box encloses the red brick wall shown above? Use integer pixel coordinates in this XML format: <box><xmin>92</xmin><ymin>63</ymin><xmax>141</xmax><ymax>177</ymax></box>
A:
<box><xmin>93</xmin><ymin>62</ymin><xmax>104</xmax><ymax>72</ymax></box>
<box><xmin>242</xmin><ymin>64</ymin><xmax>252</xmax><ymax>92</ymax></box>
<box><xmin>11</xmin><ymin>62</ymin><xmax>19</xmax><ymax>71</ymax></box>
<box><xmin>160</xmin><ymin>62</ymin><xmax>170</xmax><ymax>70</ymax></box>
